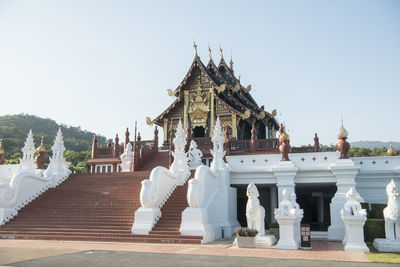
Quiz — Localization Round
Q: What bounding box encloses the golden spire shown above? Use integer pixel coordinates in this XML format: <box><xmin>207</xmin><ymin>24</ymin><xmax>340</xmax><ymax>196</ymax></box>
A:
<box><xmin>219</xmin><ymin>44</ymin><xmax>223</xmax><ymax>59</ymax></box>
<box><xmin>36</xmin><ymin>136</ymin><xmax>46</xmax><ymax>153</ymax></box>
<box><xmin>0</xmin><ymin>139</ymin><xmax>4</xmax><ymax>155</ymax></box>
<box><xmin>193</xmin><ymin>40</ymin><xmax>198</xmax><ymax>58</ymax></box>
<box><xmin>387</xmin><ymin>141</ymin><xmax>396</xmax><ymax>156</ymax></box>
<box><xmin>208</xmin><ymin>44</ymin><xmax>212</xmax><ymax>60</ymax></box>
<box><xmin>229</xmin><ymin>52</ymin><xmax>234</xmax><ymax>71</ymax></box>
<box><xmin>337</xmin><ymin>116</ymin><xmax>348</xmax><ymax>138</ymax></box>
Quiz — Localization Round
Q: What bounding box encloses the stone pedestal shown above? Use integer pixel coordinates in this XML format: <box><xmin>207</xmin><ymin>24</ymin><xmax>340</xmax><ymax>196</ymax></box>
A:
<box><xmin>328</xmin><ymin>159</ymin><xmax>359</xmax><ymax>240</ymax></box>
<box><xmin>373</xmin><ymin>239</ymin><xmax>400</xmax><ymax>252</ymax></box>
<box><xmin>275</xmin><ymin>215</ymin><xmax>298</xmax><ymax>250</ymax></box>
<box><xmin>342</xmin><ymin>216</ymin><xmax>369</xmax><ymax>252</ymax></box>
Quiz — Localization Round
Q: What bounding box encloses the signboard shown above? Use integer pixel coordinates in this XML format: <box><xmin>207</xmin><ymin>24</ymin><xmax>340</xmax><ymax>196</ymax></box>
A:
<box><xmin>301</xmin><ymin>224</ymin><xmax>311</xmax><ymax>248</ymax></box>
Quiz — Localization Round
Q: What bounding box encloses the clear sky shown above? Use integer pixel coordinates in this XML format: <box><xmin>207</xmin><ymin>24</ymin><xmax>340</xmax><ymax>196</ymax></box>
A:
<box><xmin>0</xmin><ymin>0</ymin><xmax>399</xmax><ymax>146</ymax></box>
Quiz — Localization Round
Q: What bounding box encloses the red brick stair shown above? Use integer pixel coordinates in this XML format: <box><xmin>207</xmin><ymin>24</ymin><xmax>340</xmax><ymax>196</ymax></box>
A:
<box><xmin>138</xmin><ymin>151</ymin><xmax>169</xmax><ymax>171</ymax></box>
<box><xmin>0</xmin><ymin>170</ymin><xmax>202</xmax><ymax>244</ymax></box>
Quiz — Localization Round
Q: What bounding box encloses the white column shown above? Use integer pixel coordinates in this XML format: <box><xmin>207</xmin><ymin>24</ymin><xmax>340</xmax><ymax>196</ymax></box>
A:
<box><xmin>270</xmin><ymin>187</ymin><xmax>277</xmax><ymax>223</ymax></box>
<box><xmin>328</xmin><ymin>159</ymin><xmax>360</xmax><ymax>240</ymax></box>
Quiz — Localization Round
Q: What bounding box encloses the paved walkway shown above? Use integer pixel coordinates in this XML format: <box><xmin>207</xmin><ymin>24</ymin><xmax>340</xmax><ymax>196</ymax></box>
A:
<box><xmin>0</xmin><ymin>238</ymin><xmax>371</xmax><ymax>266</ymax></box>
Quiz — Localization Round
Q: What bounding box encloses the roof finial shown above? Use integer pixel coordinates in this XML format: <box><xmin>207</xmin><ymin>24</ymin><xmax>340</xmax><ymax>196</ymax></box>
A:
<box><xmin>229</xmin><ymin>52</ymin><xmax>234</xmax><ymax>71</ymax></box>
<box><xmin>219</xmin><ymin>44</ymin><xmax>223</xmax><ymax>59</ymax></box>
<box><xmin>338</xmin><ymin>115</ymin><xmax>348</xmax><ymax>138</ymax></box>
<box><xmin>193</xmin><ymin>40</ymin><xmax>198</xmax><ymax>58</ymax></box>
<box><xmin>208</xmin><ymin>44</ymin><xmax>212</xmax><ymax>60</ymax></box>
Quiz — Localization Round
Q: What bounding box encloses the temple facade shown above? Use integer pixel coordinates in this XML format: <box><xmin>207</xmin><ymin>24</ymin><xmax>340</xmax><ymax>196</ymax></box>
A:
<box><xmin>146</xmin><ymin>44</ymin><xmax>279</xmax><ymax>148</ymax></box>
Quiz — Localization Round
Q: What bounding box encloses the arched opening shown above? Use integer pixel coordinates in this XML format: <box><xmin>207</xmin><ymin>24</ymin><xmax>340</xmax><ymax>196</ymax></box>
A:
<box><xmin>193</xmin><ymin>126</ymin><xmax>205</xmax><ymax>138</ymax></box>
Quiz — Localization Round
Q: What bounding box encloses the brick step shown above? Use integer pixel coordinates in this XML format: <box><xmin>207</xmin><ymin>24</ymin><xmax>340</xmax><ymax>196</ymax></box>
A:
<box><xmin>148</xmin><ymin>230</ymin><xmax>181</xmax><ymax>235</ymax></box>
<box><xmin>6</xmin><ymin>219</ymin><xmax>133</xmax><ymax>224</ymax></box>
<box><xmin>0</xmin><ymin>234</ymin><xmax>201</xmax><ymax>244</ymax></box>
<box><xmin>2</xmin><ymin>223</ymin><xmax>132</xmax><ymax>228</ymax></box>
<box><xmin>0</xmin><ymin>231</ymin><xmax>201</xmax><ymax>240</ymax></box>
<box><xmin>0</xmin><ymin>228</ymin><xmax>130</xmax><ymax>233</ymax></box>
<box><xmin>15</xmin><ymin>215</ymin><xmax>135</xmax><ymax>219</ymax></box>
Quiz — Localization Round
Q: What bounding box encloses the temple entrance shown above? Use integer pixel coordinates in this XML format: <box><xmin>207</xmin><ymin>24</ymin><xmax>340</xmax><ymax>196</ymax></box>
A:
<box><xmin>295</xmin><ymin>183</ymin><xmax>336</xmax><ymax>231</ymax></box>
<box><xmin>193</xmin><ymin>126</ymin><xmax>205</xmax><ymax>138</ymax></box>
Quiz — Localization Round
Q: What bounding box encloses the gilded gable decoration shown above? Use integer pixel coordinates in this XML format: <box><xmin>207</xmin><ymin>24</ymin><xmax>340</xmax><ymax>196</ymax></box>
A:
<box><xmin>188</xmin><ymin>88</ymin><xmax>210</xmax><ymax>127</ymax></box>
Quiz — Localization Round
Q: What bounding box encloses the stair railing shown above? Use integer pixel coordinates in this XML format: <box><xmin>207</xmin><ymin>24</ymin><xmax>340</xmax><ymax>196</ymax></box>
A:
<box><xmin>0</xmin><ymin>129</ymin><xmax>71</xmax><ymax>226</ymax></box>
<box><xmin>180</xmin><ymin>117</ymin><xmax>240</xmax><ymax>243</ymax></box>
<box><xmin>131</xmin><ymin>119</ymin><xmax>190</xmax><ymax>234</ymax></box>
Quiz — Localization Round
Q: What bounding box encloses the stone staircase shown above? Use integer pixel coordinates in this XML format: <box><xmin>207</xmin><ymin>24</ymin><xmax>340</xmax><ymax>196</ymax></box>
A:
<box><xmin>0</xmin><ymin>165</ymin><xmax>202</xmax><ymax>244</ymax></box>
<box><xmin>138</xmin><ymin>151</ymin><xmax>169</xmax><ymax>171</ymax></box>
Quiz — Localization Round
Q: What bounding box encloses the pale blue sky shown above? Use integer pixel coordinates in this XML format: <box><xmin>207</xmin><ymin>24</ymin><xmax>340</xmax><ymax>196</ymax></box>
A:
<box><xmin>0</xmin><ymin>0</ymin><xmax>399</xmax><ymax>146</ymax></box>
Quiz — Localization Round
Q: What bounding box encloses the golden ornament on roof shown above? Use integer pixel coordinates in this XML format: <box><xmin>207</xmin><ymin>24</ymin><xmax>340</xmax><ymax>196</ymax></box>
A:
<box><xmin>241</xmin><ymin>109</ymin><xmax>251</xmax><ymax>119</ymax></box>
<box><xmin>36</xmin><ymin>136</ymin><xmax>46</xmax><ymax>153</ymax></box>
<box><xmin>279</xmin><ymin>124</ymin><xmax>290</xmax><ymax>142</ymax></box>
<box><xmin>244</xmin><ymin>84</ymin><xmax>251</xmax><ymax>93</ymax></box>
<box><xmin>146</xmin><ymin>117</ymin><xmax>154</xmax><ymax>126</ymax></box>
<box><xmin>387</xmin><ymin>142</ymin><xmax>396</xmax><ymax>156</ymax></box>
<box><xmin>0</xmin><ymin>139</ymin><xmax>4</xmax><ymax>155</ymax></box>
<box><xmin>216</xmin><ymin>84</ymin><xmax>227</xmax><ymax>93</ymax></box>
<box><xmin>337</xmin><ymin>117</ymin><xmax>348</xmax><ymax>138</ymax></box>
<box><xmin>271</xmin><ymin>109</ymin><xmax>277</xmax><ymax>118</ymax></box>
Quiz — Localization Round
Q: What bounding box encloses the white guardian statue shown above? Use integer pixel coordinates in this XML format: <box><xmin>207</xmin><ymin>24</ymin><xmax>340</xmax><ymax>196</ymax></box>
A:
<box><xmin>120</xmin><ymin>142</ymin><xmax>134</xmax><ymax>172</ymax></box>
<box><xmin>274</xmin><ymin>189</ymin><xmax>300</xmax><ymax>250</ymax></box>
<box><xmin>383</xmin><ymin>180</ymin><xmax>400</xmax><ymax>240</ymax></box>
<box><xmin>340</xmin><ymin>187</ymin><xmax>369</xmax><ymax>252</ymax></box>
<box><xmin>188</xmin><ymin>140</ymin><xmax>203</xmax><ymax>170</ymax></box>
<box><xmin>373</xmin><ymin>179</ymin><xmax>400</xmax><ymax>252</ymax></box>
<box><xmin>246</xmin><ymin>183</ymin><xmax>265</xmax><ymax>236</ymax></box>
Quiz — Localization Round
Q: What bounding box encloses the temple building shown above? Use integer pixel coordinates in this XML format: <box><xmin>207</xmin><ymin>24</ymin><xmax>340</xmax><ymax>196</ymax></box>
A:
<box><xmin>146</xmin><ymin>43</ymin><xmax>279</xmax><ymax>148</ymax></box>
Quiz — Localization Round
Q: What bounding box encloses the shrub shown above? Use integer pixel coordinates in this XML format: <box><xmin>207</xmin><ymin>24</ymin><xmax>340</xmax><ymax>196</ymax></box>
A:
<box><xmin>235</xmin><ymin>227</ymin><xmax>258</xmax><ymax>237</ymax></box>
<box><xmin>268</xmin><ymin>222</ymin><xmax>279</xmax><ymax>229</ymax></box>
<box><xmin>364</xmin><ymin>219</ymin><xmax>385</xmax><ymax>242</ymax></box>
<box><xmin>369</xmin><ymin>204</ymin><xmax>385</xmax><ymax>219</ymax></box>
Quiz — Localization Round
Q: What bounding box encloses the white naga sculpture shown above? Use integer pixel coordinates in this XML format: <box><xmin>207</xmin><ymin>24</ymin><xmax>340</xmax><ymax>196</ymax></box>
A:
<box><xmin>373</xmin><ymin>179</ymin><xmax>400</xmax><ymax>252</ymax></box>
<box><xmin>120</xmin><ymin>143</ymin><xmax>134</xmax><ymax>172</ymax></box>
<box><xmin>340</xmin><ymin>187</ymin><xmax>369</xmax><ymax>252</ymax></box>
<box><xmin>188</xmin><ymin>140</ymin><xmax>203</xmax><ymax>170</ymax></box>
<box><xmin>132</xmin><ymin>119</ymin><xmax>190</xmax><ymax>234</ymax></box>
<box><xmin>275</xmin><ymin>189</ymin><xmax>302</xmax><ymax>250</ymax></box>
<box><xmin>246</xmin><ymin>183</ymin><xmax>265</xmax><ymax>236</ymax></box>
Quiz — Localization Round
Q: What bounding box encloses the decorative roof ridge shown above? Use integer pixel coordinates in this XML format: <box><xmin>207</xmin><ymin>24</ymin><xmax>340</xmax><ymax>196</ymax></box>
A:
<box><xmin>218</xmin><ymin>57</ymin><xmax>239</xmax><ymax>84</ymax></box>
<box><xmin>175</xmin><ymin>56</ymin><xmax>220</xmax><ymax>92</ymax></box>
<box><xmin>207</xmin><ymin>58</ymin><xmax>233</xmax><ymax>87</ymax></box>
<box><xmin>152</xmin><ymin>97</ymin><xmax>182</xmax><ymax>123</ymax></box>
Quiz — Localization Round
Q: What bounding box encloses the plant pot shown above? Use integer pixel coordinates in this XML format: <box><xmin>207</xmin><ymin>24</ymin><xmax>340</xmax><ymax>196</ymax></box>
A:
<box><xmin>237</xmin><ymin>236</ymin><xmax>256</xmax><ymax>248</ymax></box>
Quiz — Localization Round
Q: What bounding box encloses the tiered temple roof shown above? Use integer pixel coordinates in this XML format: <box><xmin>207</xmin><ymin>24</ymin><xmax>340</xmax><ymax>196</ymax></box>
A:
<box><xmin>149</xmin><ymin>44</ymin><xmax>279</xmax><ymax>132</ymax></box>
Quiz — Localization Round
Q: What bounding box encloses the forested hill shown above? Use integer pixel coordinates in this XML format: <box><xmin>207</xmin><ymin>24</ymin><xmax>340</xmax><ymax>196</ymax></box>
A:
<box><xmin>0</xmin><ymin>114</ymin><xmax>106</xmax><ymax>159</ymax></box>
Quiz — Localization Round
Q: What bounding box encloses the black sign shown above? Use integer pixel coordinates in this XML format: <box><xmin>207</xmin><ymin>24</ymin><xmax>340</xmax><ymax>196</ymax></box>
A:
<box><xmin>300</xmin><ymin>224</ymin><xmax>311</xmax><ymax>248</ymax></box>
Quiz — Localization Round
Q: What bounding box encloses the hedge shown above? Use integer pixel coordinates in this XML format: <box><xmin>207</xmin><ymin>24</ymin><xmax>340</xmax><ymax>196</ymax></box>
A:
<box><xmin>364</xmin><ymin>219</ymin><xmax>385</xmax><ymax>242</ymax></box>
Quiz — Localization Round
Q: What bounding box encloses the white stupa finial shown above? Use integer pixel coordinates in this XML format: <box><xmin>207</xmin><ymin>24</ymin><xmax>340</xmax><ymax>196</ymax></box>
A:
<box><xmin>21</xmin><ymin>129</ymin><xmax>36</xmax><ymax>161</ymax></box>
<box><xmin>210</xmin><ymin>116</ymin><xmax>226</xmax><ymax>171</ymax></box>
<box><xmin>51</xmin><ymin>128</ymin><xmax>66</xmax><ymax>161</ymax></box>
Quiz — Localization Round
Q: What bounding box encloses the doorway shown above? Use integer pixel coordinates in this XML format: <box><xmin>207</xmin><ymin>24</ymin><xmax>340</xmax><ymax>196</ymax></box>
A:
<box><xmin>193</xmin><ymin>126</ymin><xmax>205</xmax><ymax>138</ymax></box>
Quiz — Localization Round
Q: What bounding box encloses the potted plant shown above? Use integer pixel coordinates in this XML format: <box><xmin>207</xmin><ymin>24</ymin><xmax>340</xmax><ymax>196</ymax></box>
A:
<box><xmin>235</xmin><ymin>227</ymin><xmax>258</xmax><ymax>248</ymax></box>
<box><xmin>268</xmin><ymin>222</ymin><xmax>279</xmax><ymax>240</ymax></box>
